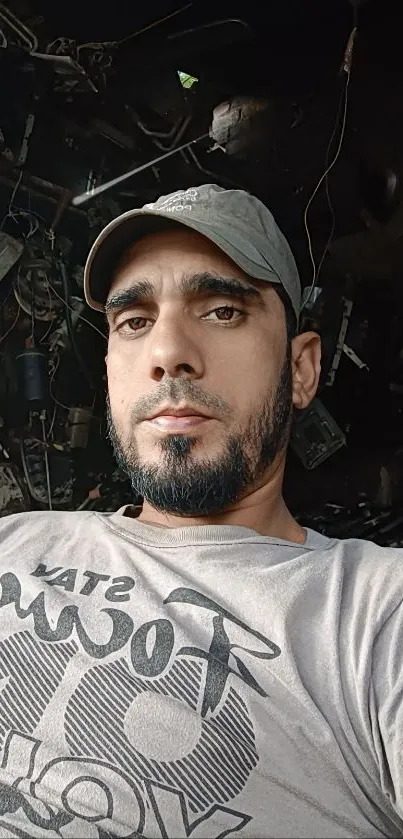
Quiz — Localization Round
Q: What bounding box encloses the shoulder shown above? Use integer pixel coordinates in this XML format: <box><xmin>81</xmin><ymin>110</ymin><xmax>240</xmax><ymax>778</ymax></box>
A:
<box><xmin>325</xmin><ymin>533</ymin><xmax>403</xmax><ymax>574</ymax></box>
<box><xmin>315</xmin><ymin>533</ymin><xmax>403</xmax><ymax>631</ymax></box>
<box><xmin>308</xmin><ymin>528</ymin><xmax>403</xmax><ymax>574</ymax></box>
<box><xmin>303</xmin><ymin>528</ymin><xmax>403</xmax><ymax>632</ymax></box>
<box><xmin>0</xmin><ymin>510</ymin><xmax>111</xmax><ymax>552</ymax></box>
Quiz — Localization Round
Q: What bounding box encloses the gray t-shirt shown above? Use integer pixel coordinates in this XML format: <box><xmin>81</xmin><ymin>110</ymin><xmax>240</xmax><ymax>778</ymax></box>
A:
<box><xmin>0</xmin><ymin>506</ymin><xmax>402</xmax><ymax>838</ymax></box>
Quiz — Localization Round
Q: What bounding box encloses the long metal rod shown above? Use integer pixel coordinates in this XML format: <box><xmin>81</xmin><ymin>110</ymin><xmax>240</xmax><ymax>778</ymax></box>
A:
<box><xmin>72</xmin><ymin>132</ymin><xmax>209</xmax><ymax>206</ymax></box>
<box><xmin>41</xmin><ymin>416</ymin><xmax>53</xmax><ymax>511</ymax></box>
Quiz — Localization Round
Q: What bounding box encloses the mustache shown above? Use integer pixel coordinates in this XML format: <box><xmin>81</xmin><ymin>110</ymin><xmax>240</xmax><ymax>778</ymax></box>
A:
<box><xmin>126</xmin><ymin>379</ymin><xmax>231</xmax><ymax>423</ymax></box>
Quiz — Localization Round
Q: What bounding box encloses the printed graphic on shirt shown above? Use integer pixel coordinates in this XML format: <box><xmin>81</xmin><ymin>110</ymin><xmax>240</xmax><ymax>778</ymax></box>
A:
<box><xmin>0</xmin><ymin>566</ymin><xmax>281</xmax><ymax>837</ymax></box>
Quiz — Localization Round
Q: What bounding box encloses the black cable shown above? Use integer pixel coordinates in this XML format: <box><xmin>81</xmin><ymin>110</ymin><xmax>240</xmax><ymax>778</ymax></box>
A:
<box><xmin>58</xmin><ymin>260</ymin><xmax>95</xmax><ymax>390</ymax></box>
<box><xmin>315</xmin><ymin>77</ymin><xmax>348</xmax><ymax>283</ymax></box>
<box><xmin>30</xmin><ymin>269</ymin><xmax>35</xmax><ymax>344</ymax></box>
<box><xmin>41</xmin><ymin>414</ymin><xmax>52</xmax><ymax>510</ymax></box>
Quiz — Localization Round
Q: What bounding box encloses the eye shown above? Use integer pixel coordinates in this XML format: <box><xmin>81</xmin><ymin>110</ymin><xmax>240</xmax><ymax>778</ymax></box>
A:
<box><xmin>116</xmin><ymin>316</ymin><xmax>151</xmax><ymax>334</ymax></box>
<box><xmin>203</xmin><ymin>305</ymin><xmax>244</xmax><ymax>323</ymax></box>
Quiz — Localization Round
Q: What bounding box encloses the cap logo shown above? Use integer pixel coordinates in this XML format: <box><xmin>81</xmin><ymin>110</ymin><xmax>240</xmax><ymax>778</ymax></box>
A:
<box><xmin>144</xmin><ymin>187</ymin><xmax>199</xmax><ymax>214</ymax></box>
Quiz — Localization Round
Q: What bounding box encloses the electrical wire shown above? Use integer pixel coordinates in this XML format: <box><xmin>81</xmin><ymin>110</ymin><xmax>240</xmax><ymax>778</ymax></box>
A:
<box><xmin>1</xmin><ymin>201</ymin><xmax>40</xmax><ymax>244</ymax></box>
<box><xmin>46</xmin><ymin>278</ymin><xmax>107</xmax><ymax>341</ymax></box>
<box><xmin>6</xmin><ymin>169</ymin><xmax>22</xmax><ymax>212</ymax></box>
<box><xmin>50</xmin><ymin>372</ymin><xmax>103</xmax><ymax>421</ymax></box>
<box><xmin>0</xmin><ymin>303</ymin><xmax>21</xmax><ymax>347</ymax></box>
<box><xmin>49</xmin><ymin>386</ymin><xmax>71</xmax><ymax>412</ymax></box>
<box><xmin>58</xmin><ymin>260</ymin><xmax>95</xmax><ymax>389</ymax></box>
<box><xmin>0</xmin><ymin>170</ymin><xmax>23</xmax><ymax>230</ymax></box>
<box><xmin>0</xmin><ymin>282</ymin><xmax>14</xmax><ymax>314</ymax></box>
<box><xmin>50</xmin><ymin>391</ymin><xmax>71</xmax><ymax>410</ymax></box>
<box><xmin>30</xmin><ymin>271</ymin><xmax>36</xmax><ymax>345</ymax></box>
<box><xmin>0</xmin><ymin>182</ymin><xmax>42</xmax><ymax>244</ymax></box>
<box><xmin>315</xmin><ymin>81</ymin><xmax>347</xmax><ymax>283</ymax></box>
<box><xmin>0</xmin><ymin>270</ymin><xmax>20</xmax><ymax>351</ymax></box>
<box><xmin>47</xmin><ymin>403</ymin><xmax>57</xmax><ymax>440</ymax></box>
<box><xmin>48</xmin><ymin>354</ymin><xmax>102</xmax><ymax>418</ymax></box>
<box><xmin>41</xmin><ymin>415</ymin><xmax>52</xmax><ymax>510</ymax></box>
<box><xmin>13</xmin><ymin>205</ymin><xmax>47</xmax><ymax>225</ymax></box>
<box><xmin>49</xmin><ymin>348</ymin><xmax>103</xmax><ymax>428</ymax></box>
<box><xmin>302</xmin><ymin>39</ymin><xmax>354</xmax><ymax>309</ymax></box>
<box><xmin>119</xmin><ymin>2</ymin><xmax>193</xmax><ymax>43</ymax></box>
<box><xmin>25</xmin><ymin>213</ymin><xmax>39</xmax><ymax>239</ymax></box>
<box><xmin>49</xmin><ymin>352</ymin><xmax>71</xmax><ymax>411</ymax></box>
<box><xmin>39</xmin><ymin>283</ymin><xmax>54</xmax><ymax>345</ymax></box>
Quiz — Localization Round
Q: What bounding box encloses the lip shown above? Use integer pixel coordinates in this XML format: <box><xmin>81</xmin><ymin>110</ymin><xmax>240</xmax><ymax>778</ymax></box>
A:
<box><xmin>146</xmin><ymin>406</ymin><xmax>211</xmax><ymax>421</ymax></box>
<box><xmin>144</xmin><ymin>405</ymin><xmax>213</xmax><ymax>432</ymax></box>
<box><xmin>147</xmin><ymin>415</ymin><xmax>211</xmax><ymax>431</ymax></box>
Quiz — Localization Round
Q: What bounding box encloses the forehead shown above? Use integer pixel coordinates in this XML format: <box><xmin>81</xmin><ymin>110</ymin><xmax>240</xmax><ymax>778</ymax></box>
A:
<box><xmin>109</xmin><ymin>227</ymin><xmax>252</xmax><ymax>294</ymax></box>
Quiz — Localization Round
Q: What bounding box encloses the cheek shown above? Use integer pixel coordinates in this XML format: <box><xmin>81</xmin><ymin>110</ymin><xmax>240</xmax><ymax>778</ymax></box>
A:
<box><xmin>106</xmin><ymin>346</ymin><xmax>140</xmax><ymax>419</ymax></box>
<box><xmin>219</xmin><ymin>335</ymin><xmax>281</xmax><ymax>399</ymax></box>
<box><xmin>107</xmin><ymin>339</ymin><xmax>141</xmax><ymax>382</ymax></box>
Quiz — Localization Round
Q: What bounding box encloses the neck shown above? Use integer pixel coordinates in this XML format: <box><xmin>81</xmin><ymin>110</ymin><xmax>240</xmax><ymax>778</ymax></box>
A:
<box><xmin>137</xmin><ymin>457</ymin><xmax>306</xmax><ymax>543</ymax></box>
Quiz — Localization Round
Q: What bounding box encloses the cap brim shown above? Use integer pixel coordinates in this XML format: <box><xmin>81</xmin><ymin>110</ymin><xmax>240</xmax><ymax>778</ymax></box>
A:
<box><xmin>84</xmin><ymin>208</ymin><xmax>282</xmax><ymax>312</ymax></box>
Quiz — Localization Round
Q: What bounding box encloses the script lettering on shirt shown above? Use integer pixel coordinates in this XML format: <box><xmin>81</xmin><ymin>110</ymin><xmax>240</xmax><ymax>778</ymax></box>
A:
<box><xmin>0</xmin><ymin>568</ymin><xmax>281</xmax><ymax>714</ymax></box>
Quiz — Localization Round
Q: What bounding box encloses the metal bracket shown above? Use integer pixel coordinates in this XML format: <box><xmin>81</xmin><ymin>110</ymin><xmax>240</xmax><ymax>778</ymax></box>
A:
<box><xmin>342</xmin><ymin>343</ymin><xmax>369</xmax><ymax>371</ymax></box>
<box><xmin>326</xmin><ymin>297</ymin><xmax>353</xmax><ymax>387</ymax></box>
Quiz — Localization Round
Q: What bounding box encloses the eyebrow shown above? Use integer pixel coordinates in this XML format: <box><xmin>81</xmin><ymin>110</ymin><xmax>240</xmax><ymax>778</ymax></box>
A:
<box><xmin>105</xmin><ymin>272</ymin><xmax>263</xmax><ymax>315</ymax></box>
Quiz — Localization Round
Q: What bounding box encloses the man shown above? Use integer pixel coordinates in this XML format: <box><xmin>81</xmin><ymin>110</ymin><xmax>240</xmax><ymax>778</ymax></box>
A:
<box><xmin>0</xmin><ymin>184</ymin><xmax>401</xmax><ymax>838</ymax></box>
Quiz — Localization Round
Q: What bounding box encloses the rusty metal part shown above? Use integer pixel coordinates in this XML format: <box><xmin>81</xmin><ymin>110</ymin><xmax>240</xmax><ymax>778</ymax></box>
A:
<box><xmin>0</xmin><ymin>166</ymin><xmax>86</xmax><ymax>218</ymax></box>
<box><xmin>51</xmin><ymin>188</ymin><xmax>74</xmax><ymax>232</ymax></box>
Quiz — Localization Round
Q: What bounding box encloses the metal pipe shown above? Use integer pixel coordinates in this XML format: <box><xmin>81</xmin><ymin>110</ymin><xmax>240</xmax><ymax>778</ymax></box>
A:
<box><xmin>167</xmin><ymin>18</ymin><xmax>252</xmax><ymax>42</ymax></box>
<box><xmin>135</xmin><ymin>115</ymin><xmax>191</xmax><ymax>150</ymax></box>
<box><xmin>0</xmin><ymin>3</ymin><xmax>38</xmax><ymax>51</ymax></box>
<box><xmin>72</xmin><ymin>131</ymin><xmax>208</xmax><ymax>205</ymax></box>
<box><xmin>136</xmin><ymin>116</ymin><xmax>183</xmax><ymax>140</ymax></box>
<box><xmin>152</xmin><ymin>116</ymin><xmax>192</xmax><ymax>151</ymax></box>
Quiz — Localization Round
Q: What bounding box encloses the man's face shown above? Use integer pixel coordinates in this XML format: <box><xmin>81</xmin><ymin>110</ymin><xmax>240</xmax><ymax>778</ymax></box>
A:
<box><xmin>106</xmin><ymin>227</ymin><xmax>294</xmax><ymax>515</ymax></box>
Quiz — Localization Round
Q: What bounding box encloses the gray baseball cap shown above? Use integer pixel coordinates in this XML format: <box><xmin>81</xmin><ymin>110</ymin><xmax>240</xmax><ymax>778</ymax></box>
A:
<box><xmin>84</xmin><ymin>184</ymin><xmax>301</xmax><ymax>318</ymax></box>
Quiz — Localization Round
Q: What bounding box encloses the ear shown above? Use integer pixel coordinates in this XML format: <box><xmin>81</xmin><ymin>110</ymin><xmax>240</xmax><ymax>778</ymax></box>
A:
<box><xmin>291</xmin><ymin>331</ymin><xmax>321</xmax><ymax>410</ymax></box>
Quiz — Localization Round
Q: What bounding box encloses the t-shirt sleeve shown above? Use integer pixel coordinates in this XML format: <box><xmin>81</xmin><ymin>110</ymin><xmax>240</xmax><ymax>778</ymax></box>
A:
<box><xmin>370</xmin><ymin>600</ymin><xmax>403</xmax><ymax>820</ymax></box>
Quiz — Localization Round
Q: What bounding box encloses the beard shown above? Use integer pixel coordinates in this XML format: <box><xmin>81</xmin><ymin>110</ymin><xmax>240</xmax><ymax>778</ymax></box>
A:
<box><xmin>107</xmin><ymin>348</ymin><xmax>293</xmax><ymax>516</ymax></box>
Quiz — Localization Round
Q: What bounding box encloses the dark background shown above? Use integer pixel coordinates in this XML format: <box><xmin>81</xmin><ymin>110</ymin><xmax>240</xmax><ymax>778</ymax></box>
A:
<box><xmin>1</xmin><ymin>0</ymin><xmax>403</xmax><ymax>543</ymax></box>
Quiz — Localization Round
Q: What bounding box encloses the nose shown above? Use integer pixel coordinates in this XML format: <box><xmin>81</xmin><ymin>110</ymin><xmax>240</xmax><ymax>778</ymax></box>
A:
<box><xmin>147</xmin><ymin>310</ymin><xmax>205</xmax><ymax>382</ymax></box>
